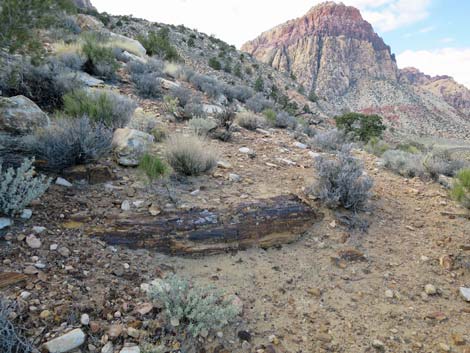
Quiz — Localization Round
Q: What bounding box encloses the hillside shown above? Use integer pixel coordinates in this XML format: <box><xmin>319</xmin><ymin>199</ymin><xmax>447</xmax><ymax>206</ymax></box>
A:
<box><xmin>242</xmin><ymin>2</ymin><xmax>470</xmax><ymax>139</ymax></box>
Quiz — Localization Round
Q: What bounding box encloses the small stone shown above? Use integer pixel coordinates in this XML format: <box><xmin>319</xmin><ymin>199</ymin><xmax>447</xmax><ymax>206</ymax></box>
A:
<box><xmin>170</xmin><ymin>317</ymin><xmax>180</xmax><ymax>327</ymax></box>
<box><xmin>460</xmin><ymin>287</ymin><xmax>470</xmax><ymax>302</ymax></box>
<box><xmin>217</xmin><ymin>160</ymin><xmax>232</xmax><ymax>169</ymax></box>
<box><xmin>238</xmin><ymin>330</ymin><xmax>251</xmax><ymax>342</ymax></box>
<box><xmin>127</xmin><ymin>327</ymin><xmax>140</xmax><ymax>338</ymax></box>
<box><xmin>80</xmin><ymin>313</ymin><xmax>90</xmax><ymax>326</ymax></box>
<box><xmin>121</xmin><ymin>200</ymin><xmax>131</xmax><ymax>211</ymax></box>
<box><xmin>33</xmin><ymin>226</ymin><xmax>46</xmax><ymax>234</ymax></box>
<box><xmin>58</xmin><ymin>247</ymin><xmax>71</xmax><ymax>257</ymax></box>
<box><xmin>148</xmin><ymin>204</ymin><xmax>161</xmax><ymax>216</ymax></box>
<box><xmin>101</xmin><ymin>342</ymin><xmax>113</xmax><ymax>353</ymax></box>
<box><xmin>190</xmin><ymin>189</ymin><xmax>200</xmax><ymax>196</ymax></box>
<box><xmin>119</xmin><ymin>347</ymin><xmax>140</xmax><ymax>353</ymax></box>
<box><xmin>293</xmin><ymin>142</ymin><xmax>308</xmax><ymax>149</ymax></box>
<box><xmin>372</xmin><ymin>339</ymin><xmax>385</xmax><ymax>350</ymax></box>
<box><xmin>451</xmin><ymin>333</ymin><xmax>466</xmax><ymax>346</ymax></box>
<box><xmin>107</xmin><ymin>324</ymin><xmax>123</xmax><ymax>339</ymax></box>
<box><xmin>0</xmin><ymin>217</ymin><xmax>12</xmax><ymax>230</ymax></box>
<box><xmin>41</xmin><ymin>328</ymin><xmax>85</xmax><ymax>353</ymax></box>
<box><xmin>135</xmin><ymin>303</ymin><xmax>153</xmax><ymax>316</ymax></box>
<box><xmin>20</xmin><ymin>209</ymin><xmax>33</xmax><ymax>220</ymax></box>
<box><xmin>385</xmin><ymin>290</ymin><xmax>394</xmax><ymax>298</ymax></box>
<box><xmin>89</xmin><ymin>321</ymin><xmax>101</xmax><ymax>333</ymax></box>
<box><xmin>24</xmin><ymin>265</ymin><xmax>38</xmax><ymax>275</ymax></box>
<box><xmin>20</xmin><ymin>291</ymin><xmax>31</xmax><ymax>299</ymax></box>
<box><xmin>40</xmin><ymin>310</ymin><xmax>51</xmax><ymax>319</ymax></box>
<box><xmin>50</xmin><ymin>244</ymin><xmax>58</xmax><ymax>251</ymax></box>
<box><xmin>438</xmin><ymin>343</ymin><xmax>450</xmax><ymax>352</ymax></box>
<box><xmin>308</xmin><ymin>151</ymin><xmax>321</xmax><ymax>159</ymax></box>
<box><xmin>424</xmin><ymin>284</ymin><xmax>437</xmax><ymax>295</ymax></box>
<box><xmin>26</xmin><ymin>234</ymin><xmax>41</xmax><ymax>249</ymax></box>
<box><xmin>56</xmin><ymin>177</ymin><xmax>73</xmax><ymax>187</ymax></box>
<box><xmin>229</xmin><ymin>173</ymin><xmax>242</xmax><ymax>182</ymax></box>
<box><xmin>239</xmin><ymin>147</ymin><xmax>252</xmax><ymax>154</ymax></box>
<box><xmin>268</xmin><ymin>335</ymin><xmax>280</xmax><ymax>345</ymax></box>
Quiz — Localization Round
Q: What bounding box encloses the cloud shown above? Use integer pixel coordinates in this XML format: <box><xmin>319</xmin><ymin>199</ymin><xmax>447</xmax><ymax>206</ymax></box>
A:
<box><xmin>419</xmin><ymin>26</ymin><xmax>435</xmax><ymax>33</ymax></box>
<box><xmin>397</xmin><ymin>48</ymin><xmax>470</xmax><ymax>88</ymax></box>
<box><xmin>439</xmin><ymin>37</ymin><xmax>455</xmax><ymax>43</ymax></box>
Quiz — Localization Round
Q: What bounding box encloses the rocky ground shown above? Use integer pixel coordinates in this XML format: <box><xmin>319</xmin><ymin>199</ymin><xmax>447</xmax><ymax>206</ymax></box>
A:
<box><xmin>1</xmin><ymin>119</ymin><xmax>470</xmax><ymax>352</ymax></box>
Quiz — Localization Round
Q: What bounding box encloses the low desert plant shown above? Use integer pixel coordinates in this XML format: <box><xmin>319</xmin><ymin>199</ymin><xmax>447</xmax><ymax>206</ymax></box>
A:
<box><xmin>25</xmin><ymin>116</ymin><xmax>112</xmax><ymax>171</ymax></box>
<box><xmin>146</xmin><ymin>275</ymin><xmax>240</xmax><ymax>338</ymax></box>
<box><xmin>423</xmin><ymin>149</ymin><xmax>466</xmax><ymax>179</ymax></box>
<box><xmin>137</xmin><ymin>28</ymin><xmax>180</xmax><ymax>62</ymax></box>
<box><xmin>381</xmin><ymin>150</ymin><xmax>425</xmax><ymax>178</ymax></box>
<box><xmin>236</xmin><ymin>112</ymin><xmax>262</xmax><ymax>131</ymax></box>
<box><xmin>365</xmin><ymin>137</ymin><xmax>390</xmax><ymax>157</ymax></box>
<box><xmin>131</xmin><ymin>73</ymin><xmax>163</xmax><ymax>98</ymax></box>
<box><xmin>188</xmin><ymin>118</ymin><xmax>217</xmax><ymax>136</ymax></box>
<box><xmin>312</xmin><ymin>146</ymin><xmax>373</xmax><ymax>210</ymax></box>
<box><xmin>0</xmin><ymin>158</ymin><xmax>50</xmax><ymax>216</ymax></box>
<box><xmin>246</xmin><ymin>93</ymin><xmax>274</xmax><ymax>113</ymax></box>
<box><xmin>139</xmin><ymin>153</ymin><xmax>167</xmax><ymax>181</ymax></box>
<box><xmin>82</xmin><ymin>37</ymin><xmax>119</xmax><ymax>80</ymax></box>
<box><xmin>451</xmin><ymin>169</ymin><xmax>470</xmax><ymax>208</ymax></box>
<box><xmin>127</xmin><ymin>58</ymin><xmax>164</xmax><ymax>77</ymax></box>
<box><xmin>0</xmin><ymin>298</ymin><xmax>38</xmax><ymax>353</ymax></box>
<box><xmin>165</xmin><ymin>134</ymin><xmax>217</xmax><ymax>176</ymax></box>
<box><xmin>189</xmin><ymin>74</ymin><xmax>223</xmax><ymax>98</ymax></box>
<box><xmin>311</xmin><ymin>129</ymin><xmax>347</xmax><ymax>152</ymax></box>
<box><xmin>183</xmin><ymin>101</ymin><xmax>206</xmax><ymax>120</ymax></box>
<box><xmin>273</xmin><ymin>111</ymin><xmax>297</xmax><ymax>129</ymax></box>
<box><xmin>208</xmin><ymin>57</ymin><xmax>222</xmax><ymax>70</ymax></box>
<box><xmin>169</xmin><ymin>86</ymin><xmax>192</xmax><ymax>107</ymax></box>
<box><xmin>212</xmin><ymin>108</ymin><xmax>236</xmax><ymax>142</ymax></box>
<box><xmin>334</xmin><ymin>112</ymin><xmax>386</xmax><ymax>142</ymax></box>
<box><xmin>63</xmin><ymin>89</ymin><xmax>136</xmax><ymax>129</ymax></box>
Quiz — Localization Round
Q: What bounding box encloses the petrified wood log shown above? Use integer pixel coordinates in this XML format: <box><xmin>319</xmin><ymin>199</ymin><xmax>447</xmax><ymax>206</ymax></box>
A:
<box><xmin>88</xmin><ymin>194</ymin><xmax>321</xmax><ymax>255</ymax></box>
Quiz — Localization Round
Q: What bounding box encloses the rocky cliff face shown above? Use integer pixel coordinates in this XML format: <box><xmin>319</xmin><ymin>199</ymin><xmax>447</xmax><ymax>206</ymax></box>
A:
<box><xmin>72</xmin><ymin>0</ymin><xmax>96</xmax><ymax>11</ymax></box>
<box><xmin>242</xmin><ymin>1</ymin><xmax>470</xmax><ymax>139</ymax></box>
<box><xmin>242</xmin><ymin>2</ymin><xmax>398</xmax><ymax>99</ymax></box>
<box><xmin>400</xmin><ymin>67</ymin><xmax>470</xmax><ymax>117</ymax></box>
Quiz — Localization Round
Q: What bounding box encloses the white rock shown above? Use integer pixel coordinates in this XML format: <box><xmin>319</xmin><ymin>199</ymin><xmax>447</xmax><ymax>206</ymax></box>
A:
<box><xmin>80</xmin><ymin>313</ymin><xmax>90</xmax><ymax>325</ymax></box>
<box><xmin>229</xmin><ymin>173</ymin><xmax>242</xmax><ymax>182</ymax></box>
<box><xmin>460</xmin><ymin>287</ymin><xmax>470</xmax><ymax>302</ymax></box>
<box><xmin>0</xmin><ymin>217</ymin><xmax>12</xmax><ymax>230</ymax></box>
<box><xmin>41</xmin><ymin>329</ymin><xmax>85</xmax><ymax>353</ymax></box>
<box><xmin>121</xmin><ymin>200</ymin><xmax>131</xmax><ymax>211</ymax></box>
<box><xmin>424</xmin><ymin>284</ymin><xmax>437</xmax><ymax>295</ymax></box>
<box><xmin>33</xmin><ymin>226</ymin><xmax>46</xmax><ymax>234</ymax></box>
<box><xmin>50</xmin><ymin>244</ymin><xmax>58</xmax><ymax>251</ymax></box>
<box><xmin>109</xmin><ymin>32</ymin><xmax>147</xmax><ymax>57</ymax></box>
<box><xmin>384</xmin><ymin>289</ymin><xmax>394</xmax><ymax>298</ymax></box>
<box><xmin>20</xmin><ymin>209</ymin><xmax>33</xmax><ymax>219</ymax></box>
<box><xmin>20</xmin><ymin>291</ymin><xmax>32</xmax><ymax>299</ymax></box>
<box><xmin>202</xmin><ymin>104</ymin><xmax>223</xmax><ymax>115</ymax></box>
<box><xmin>217</xmin><ymin>160</ymin><xmax>232</xmax><ymax>169</ymax></box>
<box><xmin>160</xmin><ymin>78</ymin><xmax>180</xmax><ymax>90</ymax></box>
<box><xmin>239</xmin><ymin>147</ymin><xmax>251</xmax><ymax>154</ymax></box>
<box><xmin>294</xmin><ymin>142</ymin><xmax>308</xmax><ymax>149</ymax></box>
<box><xmin>119</xmin><ymin>347</ymin><xmax>140</xmax><ymax>353</ymax></box>
<box><xmin>112</xmin><ymin>128</ymin><xmax>154</xmax><ymax>167</ymax></box>
<box><xmin>190</xmin><ymin>189</ymin><xmax>200</xmax><ymax>196</ymax></box>
<box><xmin>308</xmin><ymin>151</ymin><xmax>321</xmax><ymax>159</ymax></box>
<box><xmin>26</xmin><ymin>234</ymin><xmax>41</xmax><ymax>249</ymax></box>
<box><xmin>58</xmin><ymin>247</ymin><xmax>71</xmax><ymax>257</ymax></box>
<box><xmin>132</xmin><ymin>200</ymin><xmax>145</xmax><ymax>208</ymax></box>
<box><xmin>56</xmin><ymin>177</ymin><xmax>72</xmax><ymax>187</ymax></box>
<box><xmin>101</xmin><ymin>342</ymin><xmax>114</xmax><ymax>353</ymax></box>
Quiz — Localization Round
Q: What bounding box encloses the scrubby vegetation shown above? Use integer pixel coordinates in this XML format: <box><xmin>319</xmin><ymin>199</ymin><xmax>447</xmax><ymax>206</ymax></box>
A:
<box><xmin>25</xmin><ymin>116</ymin><xmax>112</xmax><ymax>171</ymax></box>
<box><xmin>311</xmin><ymin>129</ymin><xmax>347</xmax><ymax>152</ymax></box>
<box><xmin>137</xmin><ymin>28</ymin><xmax>180</xmax><ymax>62</ymax></box>
<box><xmin>188</xmin><ymin>118</ymin><xmax>217</xmax><ymax>136</ymax></box>
<box><xmin>63</xmin><ymin>89</ymin><xmax>136</xmax><ymax>129</ymax></box>
<box><xmin>0</xmin><ymin>158</ymin><xmax>50</xmax><ymax>216</ymax></box>
<box><xmin>82</xmin><ymin>37</ymin><xmax>119</xmax><ymax>80</ymax></box>
<box><xmin>236</xmin><ymin>112</ymin><xmax>263</xmax><ymax>131</ymax></box>
<box><xmin>335</xmin><ymin>113</ymin><xmax>386</xmax><ymax>142</ymax></box>
<box><xmin>312</xmin><ymin>146</ymin><xmax>373</xmax><ymax>210</ymax></box>
<box><xmin>451</xmin><ymin>169</ymin><xmax>470</xmax><ymax>208</ymax></box>
<box><xmin>165</xmin><ymin>134</ymin><xmax>217</xmax><ymax>176</ymax></box>
<box><xmin>139</xmin><ymin>153</ymin><xmax>167</xmax><ymax>181</ymax></box>
<box><xmin>146</xmin><ymin>276</ymin><xmax>240</xmax><ymax>339</ymax></box>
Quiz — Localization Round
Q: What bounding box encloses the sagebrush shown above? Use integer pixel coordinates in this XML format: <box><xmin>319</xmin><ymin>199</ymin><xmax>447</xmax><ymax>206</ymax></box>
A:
<box><xmin>188</xmin><ymin>118</ymin><xmax>217</xmax><ymax>136</ymax></box>
<box><xmin>451</xmin><ymin>169</ymin><xmax>470</xmax><ymax>208</ymax></box>
<box><xmin>311</xmin><ymin>129</ymin><xmax>347</xmax><ymax>152</ymax></box>
<box><xmin>0</xmin><ymin>158</ymin><xmax>50</xmax><ymax>216</ymax></box>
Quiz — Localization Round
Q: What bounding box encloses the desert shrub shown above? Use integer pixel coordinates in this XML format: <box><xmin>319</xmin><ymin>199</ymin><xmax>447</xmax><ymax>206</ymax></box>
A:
<box><xmin>236</xmin><ymin>112</ymin><xmax>262</xmax><ymax>131</ymax></box>
<box><xmin>365</xmin><ymin>137</ymin><xmax>390</xmax><ymax>157</ymax></box>
<box><xmin>146</xmin><ymin>275</ymin><xmax>240</xmax><ymax>338</ymax></box>
<box><xmin>0</xmin><ymin>298</ymin><xmax>38</xmax><ymax>353</ymax></box>
<box><xmin>334</xmin><ymin>113</ymin><xmax>386</xmax><ymax>142</ymax></box>
<box><xmin>188</xmin><ymin>118</ymin><xmax>217</xmax><ymax>136</ymax></box>
<box><xmin>451</xmin><ymin>169</ymin><xmax>470</xmax><ymax>208</ymax></box>
<box><xmin>63</xmin><ymin>89</ymin><xmax>136</xmax><ymax>129</ymax></box>
<box><xmin>312</xmin><ymin>146</ymin><xmax>373</xmax><ymax>210</ymax></box>
<box><xmin>0</xmin><ymin>158</ymin><xmax>50</xmax><ymax>216</ymax></box>
<box><xmin>223</xmin><ymin>85</ymin><xmax>253</xmax><ymax>103</ymax></box>
<box><xmin>273</xmin><ymin>111</ymin><xmax>297</xmax><ymax>129</ymax></box>
<box><xmin>150</xmin><ymin>126</ymin><xmax>168</xmax><ymax>142</ymax></box>
<box><xmin>190</xmin><ymin>74</ymin><xmax>223</xmax><ymax>98</ymax></box>
<box><xmin>137</xmin><ymin>28</ymin><xmax>180</xmax><ymax>62</ymax></box>
<box><xmin>165</xmin><ymin>134</ymin><xmax>217</xmax><ymax>176</ymax></box>
<box><xmin>0</xmin><ymin>57</ymin><xmax>82</xmax><ymax>111</ymax></box>
<box><xmin>25</xmin><ymin>116</ymin><xmax>112</xmax><ymax>171</ymax></box>
<box><xmin>212</xmin><ymin>108</ymin><xmax>236</xmax><ymax>142</ymax></box>
<box><xmin>162</xmin><ymin>95</ymin><xmax>179</xmax><ymax>115</ymax></box>
<box><xmin>397</xmin><ymin>141</ymin><xmax>426</xmax><ymax>154</ymax></box>
<box><xmin>381</xmin><ymin>150</ymin><xmax>425</xmax><ymax>178</ymax></box>
<box><xmin>183</xmin><ymin>101</ymin><xmax>206</xmax><ymax>120</ymax></box>
<box><xmin>139</xmin><ymin>153</ymin><xmax>167</xmax><ymax>181</ymax></box>
<box><xmin>245</xmin><ymin>93</ymin><xmax>274</xmax><ymax>113</ymax></box>
<box><xmin>169</xmin><ymin>86</ymin><xmax>192</xmax><ymax>107</ymax></box>
<box><xmin>82</xmin><ymin>38</ymin><xmax>119</xmax><ymax>80</ymax></box>
<box><xmin>208</xmin><ymin>57</ymin><xmax>222</xmax><ymax>70</ymax></box>
<box><xmin>132</xmin><ymin>73</ymin><xmax>162</xmax><ymax>98</ymax></box>
<box><xmin>127</xmin><ymin>58</ymin><xmax>164</xmax><ymax>77</ymax></box>
<box><xmin>308</xmin><ymin>89</ymin><xmax>318</xmax><ymax>102</ymax></box>
<box><xmin>56</xmin><ymin>52</ymin><xmax>86</xmax><ymax>71</ymax></box>
<box><xmin>423</xmin><ymin>150</ymin><xmax>466</xmax><ymax>179</ymax></box>
<box><xmin>263</xmin><ymin>109</ymin><xmax>277</xmax><ymax>125</ymax></box>
<box><xmin>311</xmin><ymin>129</ymin><xmax>347</xmax><ymax>152</ymax></box>
<box><xmin>254</xmin><ymin>76</ymin><xmax>264</xmax><ymax>92</ymax></box>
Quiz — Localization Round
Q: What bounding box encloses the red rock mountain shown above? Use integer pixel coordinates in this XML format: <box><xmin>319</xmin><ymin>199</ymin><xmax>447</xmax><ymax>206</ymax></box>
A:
<box><xmin>242</xmin><ymin>2</ymin><xmax>470</xmax><ymax>139</ymax></box>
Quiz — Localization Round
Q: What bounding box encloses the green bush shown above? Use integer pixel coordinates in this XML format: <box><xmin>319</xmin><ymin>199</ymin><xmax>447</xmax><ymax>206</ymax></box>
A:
<box><xmin>263</xmin><ymin>109</ymin><xmax>277</xmax><ymax>125</ymax></box>
<box><xmin>82</xmin><ymin>38</ymin><xmax>119</xmax><ymax>80</ymax></box>
<box><xmin>165</xmin><ymin>134</ymin><xmax>217</xmax><ymax>176</ymax></box>
<box><xmin>137</xmin><ymin>28</ymin><xmax>181</xmax><ymax>62</ymax></box>
<box><xmin>208</xmin><ymin>57</ymin><xmax>221</xmax><ymax>70</ymax></box>
<box><xmin>334</xmin><ymin>113</ymin><xmax>386</xmax><ymax>142</ymax></box>
<box><xmin>0</xmin><ymin>158</ymin><xmax>50</xmax><ymax>216</ymax></box>
<box><xmin>365</xmin><ymin>137</ymin><xmax>390</xmax><ymax>156</ymax></box>
<box><xmin>63</xmin><ymin>89</ymin><xmax>136</xmax><ymax>129</ymax></box>
<box><xmin>308</xmin><ymin>89</ymin><xmax>318</xmax><ymax>102</ymax></box>
<box><xmin>146</xmin><ymin>275</ymin><xmax>240</xmax><ymax>339</ymax></box>
<box><xmin>254</xmin><ymin>76</ymin><xmax>264</xmax><ymax>92</ymax></box>
<box><xmin>451</xmin><ymin>169</ymin><xmax>470</xmax><ymax>208</ymax></box>
<box><xmin>139</xmin><ymin>153</ymin><xmax>167</xmax><ymax>181</ymax></box>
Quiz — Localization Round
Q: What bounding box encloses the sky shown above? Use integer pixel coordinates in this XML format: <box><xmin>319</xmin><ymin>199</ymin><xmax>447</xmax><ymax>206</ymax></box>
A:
<box><xmin>92</xmin><ymin>0</ymin><xmax>470</xmax><ymax>88</ymax></box>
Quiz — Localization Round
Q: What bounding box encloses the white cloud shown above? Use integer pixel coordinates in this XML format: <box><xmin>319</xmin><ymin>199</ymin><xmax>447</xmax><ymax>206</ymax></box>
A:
<box><xmin>91</xmin><ymin>0</ymin><xmax>433</xmax><ymax>47</ymax></box>
<box><xmin>419</xmin><ymin>26</ymin><xmax>435</xmax><ymax>33</ymax></box>
<box><xmin>439</xmin><ymin>37</ymin><xmax>455</xmax><ymax>43</ymax></box>
<box><xmin>397</xmin><ymin>48</ymin><xmax>470</xmax><ymax>88</ymax></box>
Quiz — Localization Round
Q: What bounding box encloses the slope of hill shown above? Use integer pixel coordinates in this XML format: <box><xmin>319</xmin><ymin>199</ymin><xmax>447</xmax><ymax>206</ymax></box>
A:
<box><xmin>242</xmin><ymin>1</ymin><xmax>470</xmax><ymax>139</ymax></box>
